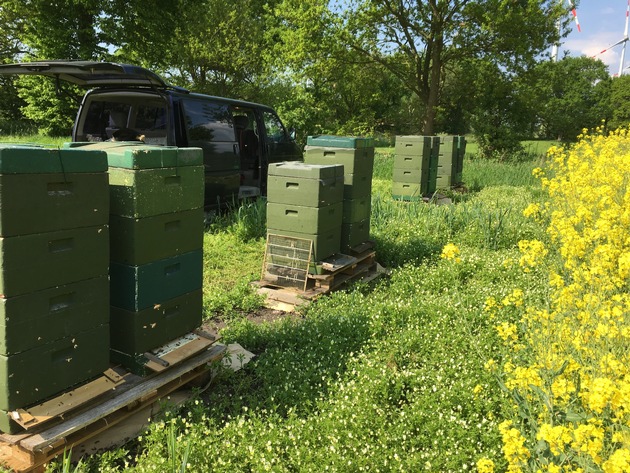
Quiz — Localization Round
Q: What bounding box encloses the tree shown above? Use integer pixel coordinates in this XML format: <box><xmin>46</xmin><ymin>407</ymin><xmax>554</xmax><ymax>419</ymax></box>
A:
<box><xmin>608</xmin><ymin>75</ymin><xmax>630</xmax><ymax>130</ymax></box>
<box><xmin>337</xmin><ymin>0</ymin><xmax>569</xmax><ymax>135</ymax></box>
<box><xmin>1</xmin><ymin>0</ymin><xmax>109</xmax><ymax>135</ymax></box>
<box><xmin>468</xmin><ymin>60</ymin><xmax>533</xmax><ymax>159</ymax></box>
<box><xmin>104</xmin><ymin>0</ymin><xmax>271</xmax><ymax>99</ymax></box>
<box><xmin>264</xmin><ymin>0</ymin><xmax>415</xmax><ymax>138</ymax></box>
<box><xmin>529</xmin><ymin>56</ymin><xmax>611</xmax><ymax>141</ymax></box>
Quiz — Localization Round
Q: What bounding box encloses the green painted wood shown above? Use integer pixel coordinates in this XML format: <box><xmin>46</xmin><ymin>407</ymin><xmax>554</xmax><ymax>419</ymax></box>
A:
<box><xmin>108</xmin><ymin>165</ymin><xmax>204</xmax><ymax>218</ymax></box>
<box><xmin>0</xmin><ymin>324</ymin><xmax>110</xmax><ymax>411</ymax></box>
<box><xmin>110</xmin><ymin>289</ymin><xmax>202</xmax><ymax>355</ymax></box>
<box><xmin>109</xmin><ymin>208</ymin><xmax>204</xmax><ymax>265</ymax></box>
<box><xmin>341</xmin><ymin>219</ymin><xmax>371</xmax><ymax>251</ymax></box>
<box><xmin>436</xmin><ymin>174</ymin><xmax>453</xmax><ymax>188</ymax></box>
<box><xmin>392</xmin><ymin>182</ymin><xmax>423</xmax><ymax>200</ymax></box>
<box><xmin>266</xmin><ymin>202</ymin><xmax>343</xmax><ymax>234</ymax></box>
<box><xmin>0</xmin><ymin>145</ymin><xmax>107</xmax><ymax>173</ymax></box>
<box><xmin>392</xmin><ymin>167</ymin><xmax>424</xmax><ymax>183</ymax></box>
<box><xmin>304</xmin><ymin>146</ymin><xmax>374</xmax><ymax>178</ymax></box>
<box><xmin>0</xmin><ymin>276</ymin><xmax>108</xmax><ymax>356</ymax></box>
<box><xmin>0</xmin><ymin>225</ymin><xmax>109</xmax><ymax>297</ymax></box>
<box><xmin>267</xmin><ymin>175</ymin><xmax>343</xmax><ymax>207</ymax></box>
<box><xmin>0</xmin><ymin>173</ymin><xmax>108</xmax><ymax>236</ymax></box>
<box><xmin>342</xmin><ymin>197</ymin><xmax>371</xmax><ymax>224</ymax></box>
<box><xmin>394</xmin><ymin>135</ymin><xmax>433</xmax><ymax>156</ymax></box>
<box><xmin>110</xmin><ymin>249</ymin><xmax>203</xmax><ymax>312</ymax></box>
<box><xmin>343</xmin><ymin>173</ymin><xmax>372</xmax><ymax>199</ymax></box>
<box><xmin>268</xmin><ymin>162</ymin><xmax>344</xmax><ymax>180</ymax></box>
<box><xmin>306</xmin><ymin>135</ymin><xmax>374</xmax><ymax>148</ymax></box>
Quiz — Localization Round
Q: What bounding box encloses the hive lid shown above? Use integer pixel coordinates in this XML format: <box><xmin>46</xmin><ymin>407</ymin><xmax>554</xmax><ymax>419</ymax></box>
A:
<box><xmin>268</xmin><ymin>161</ymin><xmax>345</xmax><ymax>179</ymax></box>
<box><xmin>0</xmin><ymin>144</ymin><xmax>107</xmax><ymax>173</ymax></box>
<box><xmin>63</xmin><ymin>142</ymin><xmax>202</xmax><ymax>169</ymax></box>
<box><xmin>306</xmin><ymin>135</ymin><xmax>374</xmax><ymax>149</ymax></box>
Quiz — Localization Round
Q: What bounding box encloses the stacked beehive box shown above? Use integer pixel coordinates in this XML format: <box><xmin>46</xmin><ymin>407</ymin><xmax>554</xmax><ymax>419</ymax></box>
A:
<box><xmin>0</xmin><ymin>145</ymin><xmax>110</xmax><ymax>433</ymax></box>
<box><xmin>80</xmin><ymin>143</ymin><xmax>205</xmax><ymax>375</ymax></box>
<box><xmin>266</xmin><ymin>162</ymin><xmax>344</xmax><ymax>264</ymax></box>
<box><xmin>392</xmin><ymin>135</ymin><xmax>440</xmax><ymax>200</ymax></box>
<box><xmin>436</xmin><ymin>135</ymin><xmax>466</xmax><ymax>188</ymax></box>
<box><xmin>303</xmin><ymin>136</ymin><xmax>374</xmax><ymax>252</ymax></box>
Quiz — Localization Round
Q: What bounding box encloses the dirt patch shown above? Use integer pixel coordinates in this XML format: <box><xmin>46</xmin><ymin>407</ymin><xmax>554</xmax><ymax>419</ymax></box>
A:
<box><xmin>201</xmin><ymin>307</ymin><xmax>302</xmax><ymax>336</ymax></box>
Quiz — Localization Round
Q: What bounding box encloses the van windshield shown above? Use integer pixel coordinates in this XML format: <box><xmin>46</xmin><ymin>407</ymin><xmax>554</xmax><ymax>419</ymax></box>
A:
<box><xmin>76</xmin><ymin>91</ymin><xmax>168</xmax><ymax>145</ymax></box>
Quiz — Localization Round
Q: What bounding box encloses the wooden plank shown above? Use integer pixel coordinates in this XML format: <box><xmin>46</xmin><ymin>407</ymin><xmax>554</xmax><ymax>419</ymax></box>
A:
<box><xmin>19</xmin><ymin>345</ymin><xmax>226</xmax><ymax>453</ymax></box>
<box><xmin>10</xmin><ymin>369</ymin><xmax>126</xmax><ymax>431</ymax></box>
<box><xmin>320</xmin><ymin>254</ymin><xmax>357</xmax><ymax>272</ymax></box>
<box><xmin>144</xmin><ymin>336</ymin><xmax>214</xmax><ymax>373</ymax></box>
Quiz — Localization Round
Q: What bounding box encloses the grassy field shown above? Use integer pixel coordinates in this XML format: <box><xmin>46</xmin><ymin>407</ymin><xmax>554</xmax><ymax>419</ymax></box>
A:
<box><xmin>1</xmin><ymin>135</ymin><xmax>556</xmax><ymax>472</ymax></box>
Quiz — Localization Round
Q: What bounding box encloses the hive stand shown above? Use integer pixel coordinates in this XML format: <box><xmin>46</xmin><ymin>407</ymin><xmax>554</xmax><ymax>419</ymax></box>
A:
<box><xmin>254</xmin><ymin>237</ymin><xmax>386</xmax><ymax>312</ymax></box>
<box><xmin>0</xmin><ymin>332</ymin><xmax>225</xmax><ymax>473</ymax></box>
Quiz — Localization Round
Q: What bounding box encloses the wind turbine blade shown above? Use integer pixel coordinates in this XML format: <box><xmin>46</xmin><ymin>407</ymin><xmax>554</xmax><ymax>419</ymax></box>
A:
<box><xmin>592</xmin><ymin>37</ymin><xmax>628</xmax><ymax>58</ymax></box>
<box><xmin>625</xmin><ymin>0</ymin><xmax>630</xmax><ymax>38</ymax></box>
<box><xmin>568</xmin><ymin>1</ymin><xmax>581</xmax><ymax>32</ymax></box>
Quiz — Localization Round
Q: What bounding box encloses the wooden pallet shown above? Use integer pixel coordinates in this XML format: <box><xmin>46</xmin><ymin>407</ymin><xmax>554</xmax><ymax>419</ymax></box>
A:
<box><xmin>254</xmin><ymin>241</ymin><xmax>387</xmax><ymax>311</ymax></box>
<box><xmin>0</xmin><ymin>336</ymin><xmax>226</xmax><ymax>473</ymax></box>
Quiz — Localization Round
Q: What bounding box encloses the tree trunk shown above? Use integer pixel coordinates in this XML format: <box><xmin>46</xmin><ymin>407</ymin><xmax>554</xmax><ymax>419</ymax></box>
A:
<box><xmin>421</xmin><ymin>1</ymin><xmax>444</xmax><ymax>136</ymax></box>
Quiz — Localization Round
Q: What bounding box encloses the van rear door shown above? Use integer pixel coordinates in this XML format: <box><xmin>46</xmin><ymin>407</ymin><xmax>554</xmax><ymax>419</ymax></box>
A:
<box><xmin>0</xmin><ymin>61</ymin><xmax>168</xmax><ymax>88</ymax></box>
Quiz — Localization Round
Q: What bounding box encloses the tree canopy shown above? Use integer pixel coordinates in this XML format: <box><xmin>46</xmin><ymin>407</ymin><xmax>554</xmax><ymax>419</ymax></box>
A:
<box><xmin>0</xmin><ymin>0</ymin><xmax>625</xmax><ymax>153</ymax></box>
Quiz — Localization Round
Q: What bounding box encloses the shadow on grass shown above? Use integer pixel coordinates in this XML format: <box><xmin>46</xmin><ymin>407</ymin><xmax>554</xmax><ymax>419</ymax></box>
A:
<box><xmin>200</xmin><ymin>291</ymin><xmax>375</xmax><ymax>420</ymax></box>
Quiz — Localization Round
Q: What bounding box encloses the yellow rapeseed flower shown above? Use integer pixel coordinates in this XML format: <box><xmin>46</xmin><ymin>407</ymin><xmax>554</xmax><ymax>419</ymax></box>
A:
<box><xmin>476</xmin><ymin>457</ymin><xmax>495</xmax><ymax>473</ymax></box>
<box><xmin>440</xmin><ymin>242</ymin><xmax>461</xmax><ymax>262</ymax></box>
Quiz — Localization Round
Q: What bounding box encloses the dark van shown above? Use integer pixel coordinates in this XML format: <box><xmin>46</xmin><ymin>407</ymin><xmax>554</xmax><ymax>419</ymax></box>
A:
<box><xmin>0</xmin><ymin>61</ymin><xmax>302</xmax><ymax>210</ymax></box>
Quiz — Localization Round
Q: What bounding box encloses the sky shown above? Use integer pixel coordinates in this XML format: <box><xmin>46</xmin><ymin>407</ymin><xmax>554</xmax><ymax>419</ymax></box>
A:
<box><xmin>558</xmin><ymin>0</ymin><xmax>630</xmax><ymax>75</ymax></box>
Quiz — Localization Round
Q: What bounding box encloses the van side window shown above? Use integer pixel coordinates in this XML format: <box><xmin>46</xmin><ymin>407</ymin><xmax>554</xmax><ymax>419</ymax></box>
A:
<box><xmin>262</xmin><ymin>111</ymin><xmax>289</xmax><ymax>143</ymax></box>
<box><xmin>182</xmin><ymin>99</ymin><xmax>234</xmax><ymax>142</ymax></box>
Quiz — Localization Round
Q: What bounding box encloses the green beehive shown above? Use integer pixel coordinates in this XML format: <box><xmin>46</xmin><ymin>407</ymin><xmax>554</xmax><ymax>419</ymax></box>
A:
<box><xmin>266</xmin><ymin>202</ymin><xmax>343</xmax><ymax>234</ymax></box>
<box><xmin>0</xmin><ymin>324</ymin><xmax>109</xmax><ymax>412</ymax></box>
<box><xmin>437</xmin><ymin>135</ymin><xmax>465</xmax><ymax>186</ymax></box>
<box><xmin>110</xmin><ymin>289</ymin><xmax>202</xmax><ymax>356</ymax></box>
<box><xmin>306</xmin><ymin>135</ymin><xmax>374</xmax><ymax>149</ymax></box>
<box><xmin>436</xmin><ymin>174</ymin><xmax>454</xmax><ymax>188</ymax></box>
<box><xmin>439</xmin><ymin>136</ymin><xmax>459</xmax><ymax>156</ymax></box>
<box><xmin>395</xmin><ymin>135</ymin><xmax>433</xmax><ymax>157</ymax></box>
<box><xmin>267</xmin><ymin>227</ymin><xmax>341</xmax><ymax>262</ymax></box>
<box><xmin>393</xmin><ymin>135</ymin><xmax>439</xmax><ymax>197</ymax></box>
<box><xmin>267</xmin><ymin>162</ymin><xmax>344</xmax><ymax>207</ymax></box>
<box><xmin>109</xmin><ymin>208</ymin><xmax>204</xmax><ymax>266</ymax></box>
<box><xmin>110</xmin><ymin>249</ymin><xmax>203</xmax><ymax>312</ymax></box>
<box><xmin>392</xmin><ymin>182</ymin><xmax>423</xmax><ymax>201</ymax></box>
<box><xmin>0</xmin><ymin>225</ymin><xmax>109</xmax><ymax>297</ymax></box>
<box><xmin>0</xmin><ymin>145</ymin><xmax>107</xmax><ymax>174</ymax></box>
<box><xmin>393</xmin><ymin>153</ymin><xmax>429</xmax><ymax>171</ymax></box>
<box><xmin>341</xmin><ymin>219</ymin><xmax>370</xmax><ymax>252</ymax></box>
<box><xmin>343</xmin><ymin>173</ymin><xmax>372</xmax><ymax>199</ymax></box>
<box><xmin>392</xmin><ymin>167</ymin><xmax>426</xmax><ymax>184</ymax></box>
<box><xmin>304</xmin><ymin>146</ymin><xmax>374</xmax><ymax>178</ymax></box>
<box><xmin>343</xmin><ymin>197</ymin><xmax>371</xmax><ymax>224</ymax></box>
<box><xmin>108</xmin><ymin>165</ymin><xmax>204</xmax><ymax>218</ymax></box>
<box><xmin>0</xmin><ymin>276</ymin><xmax>108</xmax><ymax>356</ymax></box>
<box><xmin>0</xmin><ymin>173</ymin><xmax>108</xmax><ymax>237</ymax></box>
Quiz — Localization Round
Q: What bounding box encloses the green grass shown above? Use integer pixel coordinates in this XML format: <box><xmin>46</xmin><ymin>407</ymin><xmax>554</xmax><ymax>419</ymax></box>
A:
<box><xmin>0</xmin><ymin>134</ymin><xmax>71</xmax><ymax>147</ymax></box>
<box><xmin>0</xmin><ymin>134</ymin><xmax>548</xmax><ymax>472</ymax></box>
